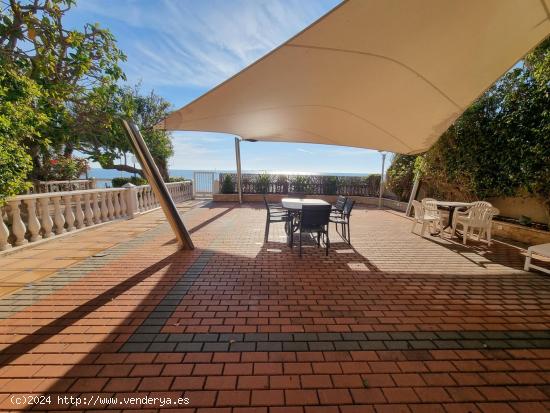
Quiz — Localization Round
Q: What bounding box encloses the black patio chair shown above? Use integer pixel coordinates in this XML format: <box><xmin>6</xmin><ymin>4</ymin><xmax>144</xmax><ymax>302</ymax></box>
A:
<box><xmin>296</xmin><ymin>204</ymin><xmax>332</xmax><ymax>257</ymax></box>
<box><xmin>331</xmin><ymin>195</ymin><xmax>347</xmax><ymax>217</ymax></box>
<box><xmin>330</xmin><ymin>198</ymin><xmax>355</xmax><ymax>244</ymax></box>
<box><xmin>264</xmin><ymin>196</ymin><xmax>288</xmax><ymax>243</ymax></box>
<box><xmin>263</xmin><ymin>195</ymin><xmax>283</xmax><ymax>210</ymax></box>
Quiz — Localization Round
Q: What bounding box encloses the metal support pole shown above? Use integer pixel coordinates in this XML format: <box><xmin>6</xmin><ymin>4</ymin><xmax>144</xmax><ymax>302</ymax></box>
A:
<box><xmin>378</xmin><ymin>152</ymin><xmax>387</xmax><ymax>208</ymax></box>
<box><xmin>405</xmin><ymin>173</ymin><xmax>421</xmax><ymax>216</ymax></box>
<box><xmin>122</xmin><ymin>120</ymin><xmax>194</xmax><ymax>250</ymax></box>
<box><xmin>235</xmin><ymin>137</ymin><xmax>243</xmax><ymax>204</ymax></box>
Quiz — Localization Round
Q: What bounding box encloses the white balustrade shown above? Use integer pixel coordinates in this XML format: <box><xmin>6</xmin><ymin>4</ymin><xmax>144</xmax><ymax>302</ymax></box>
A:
<box><xmin>0</xmin><ymin>181</ymin><xmax>192</xmax><ymax>250</ymax></box>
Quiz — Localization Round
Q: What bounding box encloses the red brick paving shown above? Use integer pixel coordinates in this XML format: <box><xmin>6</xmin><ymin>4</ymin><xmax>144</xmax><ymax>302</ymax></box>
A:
<box><xmin>0</xmin><ymin>203</ymin><xmax>548</xmax><ymax>412</ymax></box>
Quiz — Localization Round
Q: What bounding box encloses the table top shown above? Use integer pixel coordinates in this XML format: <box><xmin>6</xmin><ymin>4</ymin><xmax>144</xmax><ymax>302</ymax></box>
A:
<box><xmin>281</xmin><ymin>198</ymin><xmax>330</xmax><ymax>210</ymax></box>
<box><xmin>436</xmin><ymin>201</ymin><xmax>474</xmax><ymax>208</ymax></box>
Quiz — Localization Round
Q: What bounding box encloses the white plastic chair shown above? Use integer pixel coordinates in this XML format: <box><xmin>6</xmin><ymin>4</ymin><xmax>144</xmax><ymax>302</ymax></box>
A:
<box><xmin>451</xmin><ymin>202</ymin><xmax>499</xmax><ymax>245</ymax></box>
<box><xmin>411</xmin><ymin>199</ymin><xmax>441</xmax><ymax>237</ymax></box>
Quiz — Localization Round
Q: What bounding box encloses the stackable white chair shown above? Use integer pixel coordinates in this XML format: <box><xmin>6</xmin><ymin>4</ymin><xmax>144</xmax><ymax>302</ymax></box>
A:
<box><xmin>411</xmin><ymin>199</ymin><xmax>441</xmax><ymax>237</ymax></box>
<box><xmin>452</xmin><ymin>201</ymin><xmax>499</xmax><ymax>245</ymax></box>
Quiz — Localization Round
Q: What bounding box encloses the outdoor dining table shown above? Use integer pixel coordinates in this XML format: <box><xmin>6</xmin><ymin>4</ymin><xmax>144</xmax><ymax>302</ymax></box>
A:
<box><xmin>281</xmin><ymin>198</ymin><xmax>330</xmax><ymax>245</ymax></box>
<box><xmin>435</xmin><ymin>200</ymin><xmax>474</xmax><ymax>233</ymax></box>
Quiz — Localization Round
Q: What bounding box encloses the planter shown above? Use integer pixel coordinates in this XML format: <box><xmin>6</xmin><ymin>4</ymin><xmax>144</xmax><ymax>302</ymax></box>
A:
<box><xmin>492</xmin><ymin>220</ymin><xmax>550</xmax><ymax>245</ymax></box>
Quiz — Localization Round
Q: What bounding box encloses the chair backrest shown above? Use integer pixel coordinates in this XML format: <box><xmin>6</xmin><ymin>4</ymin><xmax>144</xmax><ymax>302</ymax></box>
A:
<box><xmin>342</xmin><ymin>198</ymin><xmax>355</xmax><ymax>217</ymax></box>
<box><xmin>412</xmin><ymin>200</ymin><xmax>423</xmax><ymax>219</ymax></box>
<box><xmin>300</xmin><ymin>205</ymin><xmax>332</xmax><ymax>230</ymax></box>
<box><xmin>468</xmin><ymin>204</ymin><xmax>499</xmax><ymax>228</ymax></box>
<box><xmin>334</xmin><ymin>195</ymin><xmax>347</xmax><ymax>211</ymax></box>
<box><xmin>421</xmin><ymin>198</ymin><xmax>439</xmax><ymax>216</ymax></box>
<box><xmin>263</xmin><ymin>196</ymin><xmax>277</xmax><ymax>214</ymax></box>
<box><xmin>472</xmin><ymin>201</ymin><xmax>492</xmax><ymax>208</ymax></box>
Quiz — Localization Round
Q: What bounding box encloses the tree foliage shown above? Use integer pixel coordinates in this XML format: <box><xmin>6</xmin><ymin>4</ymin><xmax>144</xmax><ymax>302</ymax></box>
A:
<box><xmin>386</xmin><ymin>38</ymin><xmax>550</xmax><ymax>217</ymax></box>
<box><xmin>75</xmin><ymin>85</ymin><xmax>174</xmax><ymax>180</ymax></box>
<box><xmin>0</xmin><ymin>0</ymin><xmax>126</xmax><ymax>180</ymax></box>
<box><xmin>0</xmin><ymin>0</ymin><xmax>175</xmax><ymax>189</ymax></box>
<box><xmin>0</xmin><ymin>59</ymin><xmax>46</xmax><ymax>202</ymax></box>
<box><xmin>385</xmin><ymin>155</ymin><xmax>417</xmax><ymax>201</ymax></box>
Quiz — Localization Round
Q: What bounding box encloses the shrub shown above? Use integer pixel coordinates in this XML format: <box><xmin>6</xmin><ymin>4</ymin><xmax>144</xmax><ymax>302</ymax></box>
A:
<box><xmin>324</xmin><ymin>176</ymin><xmax>339</xmax><ymax>195</ymax></box>
<box><xmin>111</xmin><ymin>176</ymin><xmax>147</xmax><ymax>187</ymax></box>
<box><xmin>363</xmin><ymin>174</ymin><xmax>381</xmax><ymax>196</ymax></box>
<box><xmin>46</xmin><ymin>156</ymin><xmax>89</xmax><ymax>181</ymax></box>
<box><xmin>386</xmin><ymin>154</ymin><xmax>418</xmax><ymax>201</ymax></box>
<box><xmin>167</xmin><ymin>176</ymin><xmax>189</xmax><ymax>182</ymax></box>
<box><xmin>290</xmin><ymin>175</ymin><xmax>311</xmax><ymax>194</ymax></box>
<box><xmin>255</xmin><ymin>172</ymin><xmax>271</xmax><ymax>194</ymax></box>
<box><xmin>220</xmin><ymin>174</ymin><xmax>234</xmax><ymax>193</ymax></box>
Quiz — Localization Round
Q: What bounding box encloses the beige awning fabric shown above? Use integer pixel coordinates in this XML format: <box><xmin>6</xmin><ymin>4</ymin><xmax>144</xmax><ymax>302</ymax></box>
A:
<box><xmin>158</xmin><ymin>0</ymin><xmax>550</xmax><ymax>154</ymax></box>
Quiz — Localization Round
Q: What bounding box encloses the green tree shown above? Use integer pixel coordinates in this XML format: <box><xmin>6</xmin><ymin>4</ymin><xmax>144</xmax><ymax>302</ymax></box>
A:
<box><xmin>74</xmin><ymin>85</ymin><xmax>174</xmax><ymax>180</ymax></box>
<box><xmin>0</xmin><ymin>59</ymin><xmax>47</xmax><ymax>202</ymax></box>
<box><xmin>0</xmin><ymin>0</ymin><xmax>126</xmax><ymax>178</ymax></box>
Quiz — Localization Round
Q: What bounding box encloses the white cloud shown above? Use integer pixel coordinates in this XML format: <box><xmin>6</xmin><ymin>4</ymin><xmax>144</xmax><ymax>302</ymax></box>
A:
<box><xmin>74</xmin><ymin>0</ymin><xmax>339</xmax><ymax>88</ymax></box>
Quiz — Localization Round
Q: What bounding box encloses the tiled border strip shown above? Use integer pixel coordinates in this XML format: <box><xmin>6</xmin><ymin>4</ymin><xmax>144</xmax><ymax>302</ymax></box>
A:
<box><xmin>121</xmin><ymin>330</ymin><xmax>550</xmax><ymax>353</ymax></box>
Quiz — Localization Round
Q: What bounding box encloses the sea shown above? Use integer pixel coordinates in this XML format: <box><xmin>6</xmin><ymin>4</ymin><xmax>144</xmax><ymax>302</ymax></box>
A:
<box><xmin>86</xmin><ymin>168</ymin><xmax>370</xmax><ymax>187</ymax></box>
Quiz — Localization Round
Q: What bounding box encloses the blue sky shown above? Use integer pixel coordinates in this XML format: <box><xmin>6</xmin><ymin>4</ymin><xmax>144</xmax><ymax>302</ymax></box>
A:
<box><xmin>67</xmin><ymin>0</ymin><xmax>390</xmax><ymax>174</ymax></box>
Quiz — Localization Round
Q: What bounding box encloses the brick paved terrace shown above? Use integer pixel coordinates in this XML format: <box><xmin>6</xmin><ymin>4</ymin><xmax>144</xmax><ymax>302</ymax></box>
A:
<box><xmin>0</xmin><ymin>201</ymin><xmax>549</xmax><ymax>412</ymax></box>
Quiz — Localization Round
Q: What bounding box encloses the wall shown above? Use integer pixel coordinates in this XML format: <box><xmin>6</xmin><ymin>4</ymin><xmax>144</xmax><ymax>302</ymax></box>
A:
<box><xmin>212</xmin><ymin>194</ymin><xmax>408</xmax><ymax>211</ymax></box>
<box><xmin>487</xmin><ymin>196</ymin><xmax>549</xmax><ymax>225</ymax></box>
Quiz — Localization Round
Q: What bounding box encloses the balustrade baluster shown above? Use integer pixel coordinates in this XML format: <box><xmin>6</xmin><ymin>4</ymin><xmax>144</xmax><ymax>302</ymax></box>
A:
<box><xmin>63</xmin><ymin>194</ymin><xmax>75</xmax><ymax>231</ymax></box>
<box><xmin>74</xmin><ymin>194</ymin><xmax>85</xmax><ymax>229</ymax></box>
<box><xmin>113</xmin><ymin>191</ymin><xmax>121</xmax><ymax>218</ymax></box>
<box><xmin>92</xmin><ymin>193</ymin><xmax>101</xmax><ymax>224</ymax></box>
<box><xmin>144</xmin><ymin>188</ymin><xmax>150</xmax><ymax>210</ymax></box>
<box><xmin>83</xmin><ymin>193</ymin><xmax>94</xmax><ymax>226</ymax></box>
<box><xmin>8</xmin><ymin>200</ymin><xmax>27</xmax><ymax>246</ymax></box>
<box><xmin>100</xmin><ymin>192</ymin><xmax>109</xmax><ymax>222</ymax></box>
<box><xmin>119</xmin><ymin>190</ymin><xmax>127</xmax><ymax>216</ymax></box>
<box><xmin>135</xmin><ymin>188</ymin><xmax>141</xmax><ymax>211</ymax></box>
<box><xmin>0</xmin><ymin>208</ymin><xmax>11</xmax><ymax>250</ymax></box>
<box><xmin>107</xmin><ymin>192</ymin><xmax>115</xmax><ymax>219</ymax></box>
<box><xmin>51</xmin><ymin>196</ymin><xmax>65</xmax><ymax>234</ymax></box>
<box><xmin>24</xmin><ymin>198</ymin><xmax>41</xmax><ymax>242</ymax></box>
<box><xmin>39</xmin><ymin>197</ymin><xmax>53</xmax><ymax>238</ymax></box>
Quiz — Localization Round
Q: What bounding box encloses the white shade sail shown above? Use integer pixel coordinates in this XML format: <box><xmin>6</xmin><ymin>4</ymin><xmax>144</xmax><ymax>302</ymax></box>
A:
<box><xmin>157</xmin><ymin>0</ymin><xmax>550</xmax><ymax>154</ymax></box>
